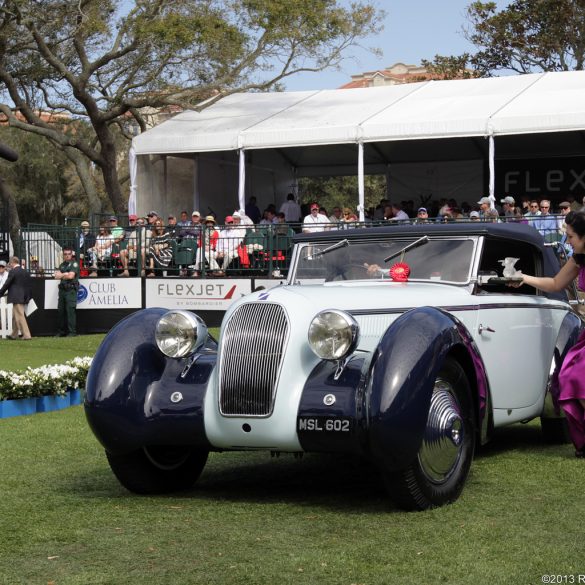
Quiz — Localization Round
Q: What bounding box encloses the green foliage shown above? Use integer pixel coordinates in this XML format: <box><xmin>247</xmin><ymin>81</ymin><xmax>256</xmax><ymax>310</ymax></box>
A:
<box><xmin>420</xmin><ymin>54</ymin><xmax>479</xmax><ymax>80</ymax></box>
<box><xmin>298</xmin><ymin>175</ymin><xmax>387</xmax><ymax>214</ymax></box>
<box><xmin>466</xmin><ymin>0</ymin><xmax>585</xmax><ymax>75</ymax></box>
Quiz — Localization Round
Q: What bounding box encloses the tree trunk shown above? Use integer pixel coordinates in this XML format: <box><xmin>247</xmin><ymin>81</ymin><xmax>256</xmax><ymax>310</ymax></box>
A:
<box><xmin>64</xmin><ymin>147</ymin><xmax>103</xmax><ymax>220</ymax></box>
<box><xmin>93</xmin><ymin>122</ymin><xmax>126</xmax><ymax>214</ymax></box>
<box><xmin>0</xmin><ymin>177</ymin><xmax>23</xmax><ymax>258</ymax></box>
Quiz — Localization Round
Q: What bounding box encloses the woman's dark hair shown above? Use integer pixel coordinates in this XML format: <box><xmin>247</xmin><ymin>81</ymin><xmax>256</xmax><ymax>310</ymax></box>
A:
<box><xmin>565</xmin><ymin>210</ymin><xmax>585</xmax><ymax>266</ymax></box>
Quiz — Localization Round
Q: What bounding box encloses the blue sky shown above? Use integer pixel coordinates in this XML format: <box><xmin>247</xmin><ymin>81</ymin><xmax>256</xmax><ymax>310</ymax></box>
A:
<box><xmin>282</xmin><ymin>0</ymin><xmax>511</xmax><ymax>91</ymax></box>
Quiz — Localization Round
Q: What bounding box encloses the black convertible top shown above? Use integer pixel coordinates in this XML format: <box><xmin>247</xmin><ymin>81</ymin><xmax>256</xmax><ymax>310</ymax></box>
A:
<box><xmin>293</xmin><ymin>221</ymin><xmax>564</xmax><ymax>285</ymax></box>
<box><xmin>293</xmin><ymin>221</ymin><xmax>548</xmax><ymax>249</ymax></box>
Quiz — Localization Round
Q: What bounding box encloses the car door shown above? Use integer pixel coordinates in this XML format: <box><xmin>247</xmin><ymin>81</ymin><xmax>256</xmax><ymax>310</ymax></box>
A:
<box><xmin>472</xmin><ymin>237</ymin><xmax>557</xmax><ymax>413</ymax></box>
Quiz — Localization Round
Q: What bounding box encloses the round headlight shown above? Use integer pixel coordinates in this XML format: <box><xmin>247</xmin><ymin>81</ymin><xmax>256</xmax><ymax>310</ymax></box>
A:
<box><xmin>155</xmin><ymin>310</ymin><xmax>208</xmax><ymax>359</ymax></box>
<box><xmin>308</xmin><ymin>310</ymin><xmax>359</xmax><ymax>361</ymax></box>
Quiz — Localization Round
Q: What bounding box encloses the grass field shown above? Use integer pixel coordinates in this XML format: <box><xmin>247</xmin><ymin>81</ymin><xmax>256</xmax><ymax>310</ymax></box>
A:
<box><xmin>1</xmin><ymin>335</ymin><xmax>584</xmax><ymax>584</ymax></box>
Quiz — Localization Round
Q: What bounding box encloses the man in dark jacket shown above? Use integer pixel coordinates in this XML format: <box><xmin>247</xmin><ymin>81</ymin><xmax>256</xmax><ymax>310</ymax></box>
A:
<box><xmin>0</xmin><ymin>256</ymin><xmax>33</xmax><ymax>340</ymax></box>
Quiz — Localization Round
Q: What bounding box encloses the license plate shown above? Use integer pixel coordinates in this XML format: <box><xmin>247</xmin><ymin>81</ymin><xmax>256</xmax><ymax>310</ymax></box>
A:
<box><xmin>297</xmin><ymin>417</ymin><xmax>352</xmax><ymax>433</ymax></box>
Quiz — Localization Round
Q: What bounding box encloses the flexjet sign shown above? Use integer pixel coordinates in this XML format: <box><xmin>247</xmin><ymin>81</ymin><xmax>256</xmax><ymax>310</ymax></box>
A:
<box><xmin>146</xmin><ymin>279</ymin><xmax>252</xmax><ymax>310</ymax></box>
<box><xmin>498</xmin><ymin>159</ymin><xmax>585</xmax><ymax>196</ymax></box>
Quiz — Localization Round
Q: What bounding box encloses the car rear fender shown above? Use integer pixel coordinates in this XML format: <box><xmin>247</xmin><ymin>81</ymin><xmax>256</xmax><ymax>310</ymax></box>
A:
<box><xmin>366</xmin><ymin>306</ymin><xmax>488</xmax><ymax>470</ymax></box>
<box><xmin>84</xmin><ymin>308</ymin><xmax>215</xmax><ymax>455</ymax></box>
<box><xmin>542</xmin><ymin>310</ymin><xmax>584</xmax><ymax>419</ymax></box>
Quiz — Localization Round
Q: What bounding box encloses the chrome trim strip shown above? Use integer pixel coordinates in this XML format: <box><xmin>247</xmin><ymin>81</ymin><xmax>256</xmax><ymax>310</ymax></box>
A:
<box><xmin>349</xmin><ymin>302</ymin><xmax>570</xmax><ymax>316</ymax></box>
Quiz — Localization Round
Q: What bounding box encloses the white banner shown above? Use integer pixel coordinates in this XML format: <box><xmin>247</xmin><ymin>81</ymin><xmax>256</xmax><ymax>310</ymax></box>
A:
<box><xmin>45</xmin><ymin>278</ymin><xmax>143</xmax><ymax>310</ymax></box>
<box><xmin>145</xmin><ymin>278</ymin><xmax>252</xmax><ymax>310</ymax></box>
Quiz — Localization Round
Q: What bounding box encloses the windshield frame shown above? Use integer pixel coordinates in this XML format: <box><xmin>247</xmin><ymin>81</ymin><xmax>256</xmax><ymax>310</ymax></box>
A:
<box><xmin>288</xmin><ymin>235</ymin><xmax>479</xmax><ymax>286</ymax></box>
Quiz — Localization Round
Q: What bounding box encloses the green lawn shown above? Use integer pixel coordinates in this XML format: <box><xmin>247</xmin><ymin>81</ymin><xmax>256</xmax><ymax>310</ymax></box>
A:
<box><xmin>0</xmin><ymin>409</ymin><xmax>583</xmax><ymax>584</ymax></box>
<box><xmin>1</xmin><ymin>334</ymin><xmax>584</xmax><ymax>583</ymax></box>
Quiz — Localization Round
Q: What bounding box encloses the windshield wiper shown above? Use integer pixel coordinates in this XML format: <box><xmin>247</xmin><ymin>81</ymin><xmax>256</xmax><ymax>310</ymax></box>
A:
<box><xmin>383</xmin><ymin>236</ymin><xmax>429</xmax><ymax>263</ymax></box>
<box><xmin>307</xmin><ymin>239</ymin><xmax>349</xmax><ymax>260</ymax></box>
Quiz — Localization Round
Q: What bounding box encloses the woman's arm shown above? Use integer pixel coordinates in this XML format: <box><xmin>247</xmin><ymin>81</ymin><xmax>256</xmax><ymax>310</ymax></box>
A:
<box><xmin>520</xmin><ymin>257</ymin><xmax>580</xmax><ymax>293</ymax></box>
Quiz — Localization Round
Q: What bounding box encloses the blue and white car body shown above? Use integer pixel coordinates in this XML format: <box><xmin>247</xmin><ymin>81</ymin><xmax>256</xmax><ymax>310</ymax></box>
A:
<box><xmin>85</xmin><ymin>223</ymin><xmax>583</xmax><ymax>509</ymax></box>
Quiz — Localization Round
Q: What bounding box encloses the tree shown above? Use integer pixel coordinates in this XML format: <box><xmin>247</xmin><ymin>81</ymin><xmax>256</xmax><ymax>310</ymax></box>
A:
<box><xmin>0</xmin><ymin>0</ymin><xmax>383</xmax><ymax>215</ymax></box>
<box><xmin>419</xmin><ymin>54</ymin><xmax>479</xmax><ymax>80</ymax></box>
<box><xmin>464</xmin><ymin>0</ymin><xmax>585</xmax><ymax>76</ymax></box>
<box><xmin>298</xmin><ymin>174</ymin><xmax>386</xmax><ymax>214</ymax></box>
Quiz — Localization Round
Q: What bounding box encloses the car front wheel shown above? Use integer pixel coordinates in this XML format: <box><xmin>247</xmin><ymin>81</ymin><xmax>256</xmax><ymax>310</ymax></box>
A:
<box><xmin>385</xmin><ymin>358</ymin><xmax>475</xmax><ymax>510</ymax></box>
<box><xmin>106</xmin><ymin>446</ymin><xmax>209</xmax><ymax>494</ymax></box>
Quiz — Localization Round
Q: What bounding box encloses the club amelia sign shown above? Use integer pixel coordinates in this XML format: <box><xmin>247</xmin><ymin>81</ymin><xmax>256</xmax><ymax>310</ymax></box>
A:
<box><xmin>45</xmin><ymin>278</ymin><xmax>142</xmax><ymax>310</ymax></box>
<box><xmin>145</xmin><ymin>278</ymin><xmax>252</xmax><ymax>310</ymax></box>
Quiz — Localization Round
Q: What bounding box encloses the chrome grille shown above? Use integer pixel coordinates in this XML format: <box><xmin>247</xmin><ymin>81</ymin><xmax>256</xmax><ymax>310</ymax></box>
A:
<box><xmin>219</xmin><ymin>302</ymin><xmax>289</xmax><ymax>416</ymax></box>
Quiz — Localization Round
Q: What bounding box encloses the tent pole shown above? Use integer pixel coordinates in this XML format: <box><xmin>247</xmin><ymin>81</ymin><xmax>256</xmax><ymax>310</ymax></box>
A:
<box><xmin>128</xmin><ymin>146</ymin><xmax>137</xmax><ymax>215</ymax></box>
<box><xmin>238</xmin><ymin>149</ymin><xmax>246</xmax><ymax>213</ymax></box>
<box><xmin>488</xmin><ymin>134</ymin><xmax>495</xmax><ymax>209</ymax></box>
<box><xmin>358</xmin><ymin>142</ymin><xmax>365</xmax><ymax>222</ymax></box>
<box><xmin>193</xmin><ymin>155</ymin><xmax>200</xmax><ymax>213</ymax></box>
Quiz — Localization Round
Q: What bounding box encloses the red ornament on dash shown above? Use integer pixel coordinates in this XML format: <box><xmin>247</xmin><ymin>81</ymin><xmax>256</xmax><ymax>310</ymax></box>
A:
<box><xmin>390</xmin><ymin>262</ymin><xmax>410</xmax><ymax>282</ymax></box>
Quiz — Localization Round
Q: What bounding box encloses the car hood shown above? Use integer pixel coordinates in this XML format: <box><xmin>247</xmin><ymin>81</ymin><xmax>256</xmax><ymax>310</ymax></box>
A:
<box><xmin>224</xmin><ymin>281</ymin><xmax>475</xmax><ymax>353</ymax></box>
<box><xmin>245</xmin><ymin>280</ymin><xmax>473</xmax><ymax>312</ymax></box>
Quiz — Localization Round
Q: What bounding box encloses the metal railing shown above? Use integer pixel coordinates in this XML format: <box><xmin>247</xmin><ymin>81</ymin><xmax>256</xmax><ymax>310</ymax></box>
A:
<box><xmin>7</xmin><ymin>215</ymin><xmax>568</xmax><ymax>278</ymax></box>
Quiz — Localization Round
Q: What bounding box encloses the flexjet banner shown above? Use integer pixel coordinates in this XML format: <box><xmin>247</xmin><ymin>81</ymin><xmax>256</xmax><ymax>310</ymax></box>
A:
<box><xmin>496</xmin><ymin>157</ymin><xmax>585</xmax><ymax>199</ymax></box>
<box><xmin>145</xmin><ymin>278</ymin><xmax>252</xmax><ymax>310</ymax></box>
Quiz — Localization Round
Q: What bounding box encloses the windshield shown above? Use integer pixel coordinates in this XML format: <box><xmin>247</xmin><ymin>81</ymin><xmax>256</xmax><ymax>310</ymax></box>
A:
<box><xmin>292</xmin><ymin>237</ymin><xmax>476</xmax><ymax>284</ymax></box>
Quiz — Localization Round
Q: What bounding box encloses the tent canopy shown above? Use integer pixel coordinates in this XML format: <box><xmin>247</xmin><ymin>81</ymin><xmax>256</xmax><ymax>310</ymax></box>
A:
<box><xmin>130</xmin><ymin>71</ymin><xmax>585</xmax><ymax>219</ymax></box>
<box><xmin>133</xmin><ymin>71</ymin><xmax>585</xmax><ymax>157</ymax></box>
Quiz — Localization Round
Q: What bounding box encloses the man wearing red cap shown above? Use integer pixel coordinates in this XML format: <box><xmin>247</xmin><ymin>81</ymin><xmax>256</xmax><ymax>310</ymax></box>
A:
<box><xmin>302</xmin><ymin>203</ymin><xmax>330</xmax><ymax>233</ymax></box>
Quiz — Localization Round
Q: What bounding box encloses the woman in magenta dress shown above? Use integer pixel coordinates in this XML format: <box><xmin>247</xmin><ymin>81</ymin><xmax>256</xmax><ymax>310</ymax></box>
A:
<box><xmin>517</xmin><ymin>210</ymin><xmax>585</xmax><ymax>457</ymax></box>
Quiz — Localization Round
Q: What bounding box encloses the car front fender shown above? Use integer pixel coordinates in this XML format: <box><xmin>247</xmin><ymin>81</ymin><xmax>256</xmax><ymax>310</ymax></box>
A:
<box><xmin>85</xmin><ymin>308</ymin><xmax>215</xmax><ymax>455</ymax></box>
<box><xmin>366</xmin><ymin>306</ymin><xmax>486</xmax><ymax>470</ymax></box>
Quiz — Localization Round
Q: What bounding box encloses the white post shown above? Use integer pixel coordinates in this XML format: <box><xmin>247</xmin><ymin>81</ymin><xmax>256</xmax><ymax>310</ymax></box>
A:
<box><xmin>358</xmin><ymin>142</ymin><xmax>365</xmax><ymax>222</ymax></box>
<box><xmin>488</xmin><ymin>134</ymin><xmax>495</xmax><ymax>209</ymax></box>
<box><xmin>238</xmin><ymin>149</ymin><xmax>246</xmax><ymax>213</ymax></box>
<box><xmin>128</xmin><ymin>146</ymin><xmax>137</xmax><ymax>215</ymax></box>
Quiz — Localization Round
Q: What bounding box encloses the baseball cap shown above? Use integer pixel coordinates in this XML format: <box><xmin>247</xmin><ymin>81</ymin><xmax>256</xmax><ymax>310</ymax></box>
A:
<box><xmin>147</xmin><ymin>210</ymin><xmax>159</xmax><ymax>217</ymax></box>
<box><xmin>417</xmin><ymin>207</ymin><xmax>427</xmax><ymax>213</ymax></box>
<box><xmin>80</xmin><ymin>220</ymin><xmax>90</xmax><ymax>227</ymax></box>
<box><xmin>310</xmin><ymin>203</ymin><xmax>319</xmax><ymax>210</ymax></box>
<box><xmin>469</xmin><ymin>211</ymin><xmax>480</xmax><ymax>218</ymax></box>
<box><xmin>109</xmin><ymin>215</ymin><xmax>118</xmax><ymax>221</ymax></box>
<box><xmin>225</xmin><ymin>215</ymin><xmax>234</xmax><ymax>223</ymax></box>
<box><xmin>477</xmin><ymin>197</ymin><xmax>491</xmax><ymax>205</ymax></box>
<box><xmin>192</xmin><ymin>211</ymin><xmax>201</xmax><ymax>217</ymax></box>
<box><xmin>559</xmin><ymin>201</ymin><xmax>571</xmax><ymax>209</ymax></box>
<box><xmin>0</xmin><ymin>260</ymin><xmax>6</xmax><ymax>267</ymax></box>
<box><xmin>500</xmin><ymin>196</ymin><xmax>515</xmax><ymax>205</ymax></box>
<box><xmin>128</xmin><ymin>214</ymin><xmax>137</xmax><ymax>221</ymax></box>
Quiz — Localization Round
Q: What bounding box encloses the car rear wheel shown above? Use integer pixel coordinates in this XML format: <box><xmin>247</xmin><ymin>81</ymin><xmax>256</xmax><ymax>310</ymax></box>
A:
<box><xmin>106</xmin><ymin>446</ymin><xmax>208</xmax><ymax>494</ymax></box>
<box><xmin>386</xmin><ymin>358</ymin><xmax>475</xmax><ymax>510</ymax></box>
<box><xmin>540</xmin><ymin>416</ymin><xmax>570</xmax><ymax>444</ymax></box>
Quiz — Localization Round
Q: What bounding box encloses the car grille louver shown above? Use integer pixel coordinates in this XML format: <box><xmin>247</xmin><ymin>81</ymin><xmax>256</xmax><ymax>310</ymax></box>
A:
<box><xmin>219</xmin><ymin>302</ymin><xmax>289</xmax><ymax>416</ymax></box>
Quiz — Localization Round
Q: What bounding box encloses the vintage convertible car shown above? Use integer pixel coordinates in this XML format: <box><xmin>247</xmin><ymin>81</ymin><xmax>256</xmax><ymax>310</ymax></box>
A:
<box><xmin>85</xmin><ymin>223</ymin><xmax>583</xmax><ymax>510</ymax></box>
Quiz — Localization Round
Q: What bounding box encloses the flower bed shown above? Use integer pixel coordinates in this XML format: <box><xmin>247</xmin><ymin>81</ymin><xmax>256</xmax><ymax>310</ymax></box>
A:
<box><xmin>0</xmin><ymin>356</ymin><xmax>92</xmax><ymax>401</ymax></box>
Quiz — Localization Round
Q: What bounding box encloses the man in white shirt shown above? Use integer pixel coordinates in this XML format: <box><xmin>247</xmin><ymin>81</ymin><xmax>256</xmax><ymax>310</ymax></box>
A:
<box><xmin>279</xmin><ymin>193</ymin><xmax>302</xmax><ymax>222</ymax></box>
<box><xmin>303</xmin><ymin>203</ymin><xmax>330</xmax><ymax>233</ymax></box>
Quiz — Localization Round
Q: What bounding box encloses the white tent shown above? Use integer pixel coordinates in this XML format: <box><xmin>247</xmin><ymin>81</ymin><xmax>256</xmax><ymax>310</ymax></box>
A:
<box><xmin>130</xmin><ymin>71</ymin><xmax>585</xmax><ymax>219</ymax></box>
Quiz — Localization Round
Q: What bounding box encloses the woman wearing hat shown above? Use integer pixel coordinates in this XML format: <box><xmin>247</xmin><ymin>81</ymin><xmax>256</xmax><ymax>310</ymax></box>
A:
<box><xmin>146</xmin><ymin>219</ymin><xmax>173</xmax><ymax>277</ymax></box>
<box><xmin>194</xmin><ymin>216</ymin><xmax>221</xmax><ymax>276</ymax></box>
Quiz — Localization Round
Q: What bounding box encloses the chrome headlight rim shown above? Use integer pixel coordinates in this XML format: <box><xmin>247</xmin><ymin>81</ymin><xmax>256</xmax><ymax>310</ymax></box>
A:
<box><xmin>155</xmin><ymin>310</ymin><xmax>208</xmax><ymax>359</ymax></box>
<box><xmin>308</xmin><ymin>309</ymin><xmax>360</xmax><ymax>361</ymax></box>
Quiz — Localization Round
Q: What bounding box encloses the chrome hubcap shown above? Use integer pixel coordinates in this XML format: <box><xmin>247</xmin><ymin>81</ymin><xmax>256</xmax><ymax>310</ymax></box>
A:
<box><xmin>418</xmin><ymin>380</ymin><xmax>464</xmax><ymax>484</ymax></box>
